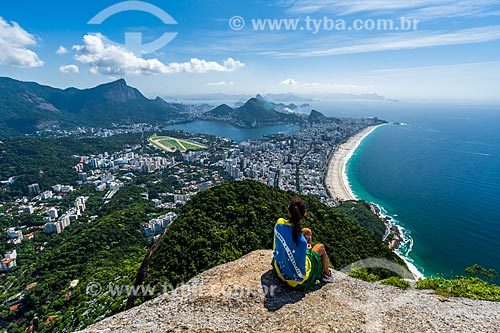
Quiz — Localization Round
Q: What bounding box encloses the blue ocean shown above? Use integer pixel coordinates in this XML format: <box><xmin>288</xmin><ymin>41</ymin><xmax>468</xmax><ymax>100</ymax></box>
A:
<box><xmin>165</xmin><ymin>101</ymin><xmax>500</xmax><ymax>280</ymax></box>
<box><xmin>335</xmin><ymin>103</ymin><xmax>500</xmax><ymax>280</ymax></box>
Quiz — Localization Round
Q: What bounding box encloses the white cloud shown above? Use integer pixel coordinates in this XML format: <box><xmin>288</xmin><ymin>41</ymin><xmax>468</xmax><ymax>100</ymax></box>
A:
<box><xmin>407</xmin><ymin>1</ymin><xmax>500</xmax><ymax>20</ymax></box>
<box><xmin>281</xmin><ymin>0</ymin><xmax>500</xmax><ymax>19</ymax></box>
<box><xmin>280</xmin><ymin>78</ymin><xmax>299</xmax><ymax>86</ymax></box>
<box><xmin>56</xmin><ymin>46</ymin><xmax>69</xmax><ymax>55</ymax></box>
<box><xmin>0</xmin><ymin>17</ymin><xmax>43</xmax><ymax>67</ymax></box>
<box><xmin>73</xmin><ymin>34</ymin><xmax>245</xmax><ymax>75</ymax></box>
<box><xmin>59</xmin><ymin>64</ymin><xmax>80</xmax><ymax>74</ymax></box>
<box><xmin>207</xmin><ymin>81</ymin><xmax>235</xmax><ymax>86</ymax></box>
<box><xmin>263</xmin><ymin>25</ymin><xmax>500</xmax><ymax>57</ymax></box>
<box><xmin>280</xmin><ymin>0</ymin><xmax>441</xmax><ymax>15</ymax></box>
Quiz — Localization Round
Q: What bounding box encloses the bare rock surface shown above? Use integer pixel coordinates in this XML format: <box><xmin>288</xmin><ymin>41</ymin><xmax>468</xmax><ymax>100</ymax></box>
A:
<box><xmin>77</xmin><ymin>250</ymin><xmax>500</xmax><ymax>333</ymax></box>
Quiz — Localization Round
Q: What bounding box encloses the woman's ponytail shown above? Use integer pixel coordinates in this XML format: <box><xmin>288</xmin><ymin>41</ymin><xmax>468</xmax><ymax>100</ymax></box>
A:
<box><xmin>289</xmin><ymin>198</ymin><xmax>306</xmax><ymax>245</ymax></box>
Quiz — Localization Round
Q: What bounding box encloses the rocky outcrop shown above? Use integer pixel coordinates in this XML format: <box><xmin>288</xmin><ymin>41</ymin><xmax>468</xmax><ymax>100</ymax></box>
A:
<box><xmin>77</xmin><ymin>250</ymin><xmax>500</xmax><ymax>333</ymax></box>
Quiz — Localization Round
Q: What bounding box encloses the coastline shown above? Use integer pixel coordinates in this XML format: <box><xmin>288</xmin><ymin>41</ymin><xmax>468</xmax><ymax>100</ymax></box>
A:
<box><xmin>325</xmin><ymin>125</ymin><xmax>384</xmax><ymax>201</ymax></box>
<box><xmin>325</xmin><ymin>124</ymin><xmax>425</xmax><ymax>280</ymax></box>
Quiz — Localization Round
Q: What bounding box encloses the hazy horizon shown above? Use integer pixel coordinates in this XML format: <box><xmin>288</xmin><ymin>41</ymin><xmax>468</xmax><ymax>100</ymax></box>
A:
<box><xmin>1</xmin><ymin>0</ymin><xmax>499</xmax><ymax>103</ymax></box>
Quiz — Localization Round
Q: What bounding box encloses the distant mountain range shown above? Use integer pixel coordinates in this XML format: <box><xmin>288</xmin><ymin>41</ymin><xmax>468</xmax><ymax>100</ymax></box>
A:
<box><xmin>0</xmin><ymin>77</ymin><xmax>184</xmax><ymax>137</ymax></box>
<box><xmin>165</xmin><ymin>92</ymin><xmax>397</xmax><ymax>103</ymax></box>
<box><xmin>262</xmin><ymin>93</ymin><xmax>316</xmax><ymax>103</ymax></box>
<box><xmin>204</xmin><ymin>97</ymin><xmax>302</xmax><ymax>127</ymax></box>
<box><xmin>326</xmin><ymin>92</ymin><xmax>399</xmax><ymax>102</ymax></box>
<box><xmin>0</xmin><ymin>77</ymin><xmax>350</xmax><ymax>137</ymax></box>
<box><xmin>163</xmin><ymin>93</ymin><xmax>316</xmax><ymax>103</ymax></box>
<box><xmin>240</xmin><ymin>94</ymin><xmax>310</xmax><ymax>112</ymax></box>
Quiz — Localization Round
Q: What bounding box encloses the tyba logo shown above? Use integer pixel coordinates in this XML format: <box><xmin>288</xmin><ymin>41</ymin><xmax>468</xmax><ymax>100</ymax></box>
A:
<box><xmin>88</xmin><ymin>1</ymin><xmax>178</xmax><ymax>55</ymax></box>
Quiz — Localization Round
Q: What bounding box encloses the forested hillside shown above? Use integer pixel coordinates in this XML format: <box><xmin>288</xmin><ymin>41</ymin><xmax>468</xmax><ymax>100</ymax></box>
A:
<box><xmin>0</xmin><ymin>186</ymin><xmax>152</xmax><ymax>332</ymax></box>
<box><xmin>138</xmin><ymin>180</ymin><xmax>404</xmax><ymax>304</ymax></box>
<box><xmin>0</xmin><ymin>77</ymin><xmax>183</xmax><ymax>137</ymax></box>
<box><xmin>0</xmin><ymin>133</ymin><xmax>143</xmax><ymax>199</ymax></box>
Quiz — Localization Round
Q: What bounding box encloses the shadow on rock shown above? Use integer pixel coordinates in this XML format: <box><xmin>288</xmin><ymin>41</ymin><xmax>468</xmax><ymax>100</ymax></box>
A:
<box><xmin>260</xmin><ymin>270</ymin><xmax>323</xmax><ymax>312</ymax></box>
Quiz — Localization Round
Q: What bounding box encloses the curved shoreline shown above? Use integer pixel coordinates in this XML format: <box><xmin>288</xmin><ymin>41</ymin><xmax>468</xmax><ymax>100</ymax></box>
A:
<box><xmin>325</xmin><ymin>124</ymin><xmax>425</xmax><ymax>280</ymax></box>
<box><xmin>325</xmin><ymin>125</ymin><xmax>384</xmax><ymax>201</ymax></box>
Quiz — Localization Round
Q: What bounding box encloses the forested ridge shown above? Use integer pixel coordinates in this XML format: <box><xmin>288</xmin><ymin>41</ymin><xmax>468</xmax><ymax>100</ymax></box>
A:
<box><xmin>140</xmin><ymin>180</ymin><xmax>403</xmax><ymax>302</ymax></box>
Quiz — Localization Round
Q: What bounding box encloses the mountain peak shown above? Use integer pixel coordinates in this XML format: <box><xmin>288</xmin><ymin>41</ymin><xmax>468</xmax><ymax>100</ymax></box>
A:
<box><xmin>94</xmin><ymin>79</ymin><xmax>140</xmax><ymax>103</ymax></box>
<box><xmin>243</xmin><ymin>97</ymin><xmax>266</xmax><ymax>107</ymax></box>
<box><xmin>111</xmin><ymin>78</ymin><xmax>127</xmax><ymax>86</ymax></box>
<box><xmin>206</xmin><ymin>98</ymin><xmax>300</xmax><ymax>127</ymax></box>
<box><xmin>308</xmin><ymin>109</ymin><xmax>327</xmax><ymax>122</ymax></box>
<box><xmin>76</xmin><ymin>250</ymin><xmax>500</xmax><ymax>333</ymax></box>
<box><xmin>255</xmin><ymin>94</ymin><xmax>266</xmax><ymax>102</ymax></box>
<box><xmin>0</xmin><ymin>77</ymin><xmax>182</xmax><ymax>136</ymax></box>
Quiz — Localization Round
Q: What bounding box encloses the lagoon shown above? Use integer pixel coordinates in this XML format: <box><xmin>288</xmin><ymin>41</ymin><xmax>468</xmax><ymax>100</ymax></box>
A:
<box><xmin>163</xmin><ymin>121</ymin><xmax>300</xmax><ymax>142</ymax></box>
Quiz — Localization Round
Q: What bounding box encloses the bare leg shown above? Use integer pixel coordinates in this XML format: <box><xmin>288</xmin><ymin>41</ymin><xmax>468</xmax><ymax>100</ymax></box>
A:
<box><xmin>312</xmin><ymin>243</ymin><xmax>331</xmax><ymax>275</ymax></box>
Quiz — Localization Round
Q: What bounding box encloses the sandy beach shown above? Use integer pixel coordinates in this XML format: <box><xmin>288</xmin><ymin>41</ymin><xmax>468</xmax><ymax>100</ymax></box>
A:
<box><xmin>325</xmin><ymin>125</ymin><xmax>384</xmax><ymax>201</ymax></box>
<box><xmin>325</xmin><ymin>124</ymin><xmax>425</xmax><ymax>280</ymax></box>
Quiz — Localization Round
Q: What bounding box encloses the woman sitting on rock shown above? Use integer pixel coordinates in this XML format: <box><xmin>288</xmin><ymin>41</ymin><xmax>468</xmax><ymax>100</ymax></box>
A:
<box><xmin>272</xmin><ymin>198</ymin><xmax>334</xmax><ymax>290</ymax></box>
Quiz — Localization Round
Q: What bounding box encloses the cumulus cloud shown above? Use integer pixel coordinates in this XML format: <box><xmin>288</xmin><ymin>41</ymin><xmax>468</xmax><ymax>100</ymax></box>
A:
<box><xmin>56</xmin><ymin>46</ymin><xmax>69</xmax><ymax>55</ymax></box>
<box><xmin>72</xmin><ymin>34</ymin><xmax>245</xmax><ymax>75</ymax></box>
<box><xmin>280</xmin><ymin>78</ymin><xmax>299</xmax><ymax>86</ymax></box>
<box><xmin>0</xmin><ymin>17</ymin><xmax>43</xmax><ymax>67</ymax></box>
<box><xmin>208</xmin><ymin>81</ymin><xmax>235</xmax><ymax>86</ymax></box>
<box><xmin>59</xmin><ymin>64</ymin><xmax>80</xmax><ymax>74</ymax></box>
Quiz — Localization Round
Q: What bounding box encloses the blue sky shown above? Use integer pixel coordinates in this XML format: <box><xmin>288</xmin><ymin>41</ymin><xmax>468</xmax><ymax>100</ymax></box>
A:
<box><xmin>0</xmin><ymin>0</ymin><xmax>499</xmax><ymax>102</ymax></box>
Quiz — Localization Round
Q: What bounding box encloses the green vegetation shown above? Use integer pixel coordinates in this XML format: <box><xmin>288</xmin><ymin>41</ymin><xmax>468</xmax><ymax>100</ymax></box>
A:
<box><xmin>3</xmin><ymin>127</ymin><xmax>496</xmax><ymax>333</ymax></box>
<box><xmin>0</xmin><ymin>132</ymin><xmax>228</xmax><ymax>332</ymax></box>
<box><xmin>157</xmin><ymin>139</ymin><xmax>178</xmax><ymax>152</ymax></box>
<box><xmin>0</xmin><ymin>77</ymin><xmax>183</xmax><ymax>137</ymax></box>
<box><xmin>416</xmin><ymin>265</ymin><xmax>500</xmax><ymax>301</ymax></box>
<box><xmin>465</xmin><ymin>264</ymin><xmax>499</xmax><ymax>281</ymax></box>
<box><xmin>336</xmin><ymin>201</ymin><xmax>386</xmax><ymax>238</ymax></box>
<box><xmin>206</xmin><ymin>98</ymin><xmax>301</xmax><ymax>127</ymax></box>
<box><xmin>348</xmin><ymin>264</ymin><xmax>499</xmax><ymax>299</ymax></box>
<box><xmin>0</xmin><ymin>186</ymin><xmax>152</xmax><ymax>333</ymax></box>
<box><xmin>381</xmin><ymin>276</ymin><xmax>411</xmax><ymax>289</ymax></box>
<box><xmin>137</xmin><ymin>180</ymin><xmax>404</xmax><ymax>305</ymax></box>
<box><xmin>349</xmin><ymin>268</ymin><xmax>380</xmax><ymax>282</ymax></box>
<box><xmin>0</xmin><ymin>133</ymin><xmax>142</xmax><ymax>200</ymax></box>
<box><xmin>416</xmin><ymin>277</ymin><xmax>500</xmax><ymax>301</ymax></box>
<box><xmin>181</xmin><ymin>141</ymin><xmax>206</xmax><ymax>151</ymax></box>
<box><xmin>149</xmin><ymin>135</ymin><xmax>207</xmax><ymax>153</ymax></box>
<box><xmin>0</xmin><ymin>133</ymin><xmax>173</xmax><ymax>332</ymax></box>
